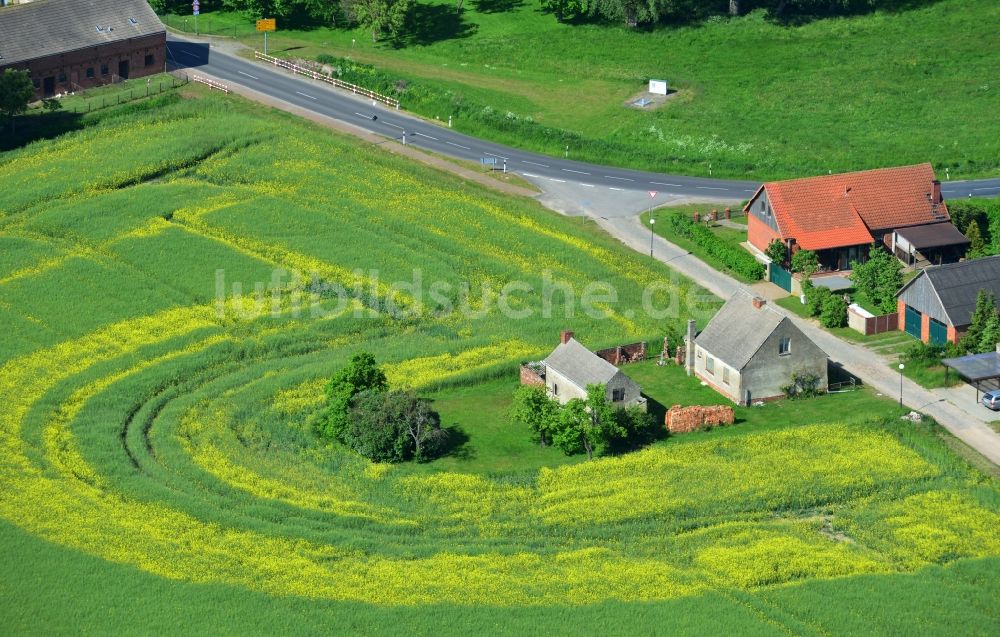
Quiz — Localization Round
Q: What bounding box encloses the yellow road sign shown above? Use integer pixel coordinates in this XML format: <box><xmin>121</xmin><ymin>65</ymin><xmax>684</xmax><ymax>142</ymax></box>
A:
<box><xmin>256</xmin><ymin>18</ymin><xmax>276</xmax><ymax>32</ymax></box>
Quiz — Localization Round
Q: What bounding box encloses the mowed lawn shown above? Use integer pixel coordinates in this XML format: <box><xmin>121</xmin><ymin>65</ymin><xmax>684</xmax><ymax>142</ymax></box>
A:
<box><xmin>163</xmin><ymin>0</ymin><xmax>1000</xmax><ymax>179</ymax></box>
<box><xmin>0</xmin><ymin>86</ymin><xmax>998</xmax><ymax>634</ymax></box>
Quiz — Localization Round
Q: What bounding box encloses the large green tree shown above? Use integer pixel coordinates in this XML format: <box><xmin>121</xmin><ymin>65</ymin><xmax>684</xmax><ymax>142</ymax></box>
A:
<box><xmin>0</xmin><ymin>69</ymin><xmax>34</xmax><ymax>133</ymax></box>
<box><xmin>849</xmin><ymin>246</ymin><xmax>903</xmax><ymax>314</ymax></box>
<box><xmin>790</xmin><ymin>249</ymin><xmax>819</xmax><ymax>280</ymax></box>
<box><xmin>961</xmin><ymin>290</ymin><xmax>1000</xmax><ymax>354</ymax></box>
<box><xmin>342</xmin><ymin>389</ymin><xmax>446</xmax><ymax>462</ymax></box>
<box><xmin>316</xmin><ymin>351</ymin><xmax>388</xmax><ymax>441</ymax></box>
<box><xmin>344</xmin><ymin>0</ymin><xmax>411</xmax><ymax>42</ymax></box>
<box><xmin>509</xmin><ymin>384</ymin><xmax>560</xmax><ymax>447</ymax></box>
<box><xmin>552</xmin><ymin>384</ymin><xmax>626</xmax><ymax>460</ymax></box>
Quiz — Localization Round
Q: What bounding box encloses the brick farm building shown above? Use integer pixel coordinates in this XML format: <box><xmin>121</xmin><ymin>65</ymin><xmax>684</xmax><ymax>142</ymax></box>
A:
<box><xmin>0</xmin><ymin>0</ymin><xmax>166</xmax><ymax>99</ymax></box>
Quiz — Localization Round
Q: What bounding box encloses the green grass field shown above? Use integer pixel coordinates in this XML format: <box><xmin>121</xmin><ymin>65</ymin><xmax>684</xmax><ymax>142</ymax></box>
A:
<box><xmin>1</xmin><ymin>86</ymin><xmax>998</xmax><ymax>634</ymax></box>
<box><xmin>162</xmin><ymin>0</ymin><xmax>1000</xmax><ymax>180</ymax></box>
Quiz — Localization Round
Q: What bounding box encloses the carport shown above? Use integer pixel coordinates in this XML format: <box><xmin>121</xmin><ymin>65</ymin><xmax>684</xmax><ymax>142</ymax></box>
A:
<box><xmin>942</xmin><ymin>351</ymin><xmax>1000</xmax><ymax>403</ymax></box>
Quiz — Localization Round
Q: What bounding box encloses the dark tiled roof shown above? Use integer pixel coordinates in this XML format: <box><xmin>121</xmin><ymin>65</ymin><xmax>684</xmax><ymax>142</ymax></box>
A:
<box><xmin>545</xmin><ymin>338</ymin><xmax>621</xmax><ymax>390</ymax></box>
<box><xmin>918</xmin><ymin>255</ymin><xmax>1000</xmax><ymax>326</ymax></box>
<box><xmin>0</xmin><ymin>0</ymin><xmax>164</xmax><ymax>66</ymax></box>
<box><xmin>895</xmin><ymin>222</ymin><xmax>970</xmax><ymax>250</ymax></box>
<box><xmin>696</xmin><ymin>289</ymin><xmax>785</xmax><ymax>370</ymax></box>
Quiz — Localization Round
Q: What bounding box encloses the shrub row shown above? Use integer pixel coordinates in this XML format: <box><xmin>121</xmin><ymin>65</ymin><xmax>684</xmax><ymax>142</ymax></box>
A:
<box><xmin>663</xmin><ymin>214</ymin><xmax>764</xmax><ymax>280</ymax></box>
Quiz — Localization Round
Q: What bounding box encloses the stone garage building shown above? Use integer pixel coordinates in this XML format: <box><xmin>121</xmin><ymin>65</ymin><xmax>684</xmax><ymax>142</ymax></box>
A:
<box><xmin>690</xmin><ymin>290</ymin><xmax>828</xmax><ymax>405</ymax></box>
<box><xmin>0</xmin><ymin>0</ymin><xmax>166</xmax><ymax>99</ymax></box>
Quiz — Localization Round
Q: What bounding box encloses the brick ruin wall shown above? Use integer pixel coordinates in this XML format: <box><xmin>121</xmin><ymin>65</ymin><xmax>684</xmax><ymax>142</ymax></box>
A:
<box><xmin>665</xmin><ymin>404</ymin><xmax>735</xmax><ymax>434</ymax></box>
<box><xmin>594</xmin><ymin>342</ymin><xmax>647</xmax><ymax>366</ymax></box>
<box><xmin>519</xmin><ymin>365</ymin><xmax>545</xmax><ymax>386</ymax></box>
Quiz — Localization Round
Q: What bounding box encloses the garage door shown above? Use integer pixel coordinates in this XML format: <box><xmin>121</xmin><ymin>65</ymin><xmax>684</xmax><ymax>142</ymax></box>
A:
<box><xmin>905</xmin><ymin>305</ymin><xmax>922</xmax><ymax>340</ymax></box>
<box><xmin>929</xmin><ymin>318</ymin><xmax>948</xmax><ymax>345</ymax></box>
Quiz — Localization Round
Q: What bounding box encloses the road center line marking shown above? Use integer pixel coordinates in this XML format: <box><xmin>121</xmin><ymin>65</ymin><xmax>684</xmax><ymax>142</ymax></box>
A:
<box><xmin>445</xmin><ymin>141</ymin><xmax>470</xmax><ymax>149</ymax></box>
<box><xmin>651</xmin><ymin>181</ymin><xmax>682</xmax><ymax>187</ymax></box>
<box><xmin>549</xmin><ymin>178</ymin><xmax>566</xmax><ymax>183</ymax></box>
<box><xmin>383</xmin><ymin>122</ymin><xmax>403</xmax><ymax>130</ymax></box>
<box><xmin>696</xmin><ymin>186</ymin><xmax>729</xmax><ymax>191</ymax></box>
<box><xmin>238</xmin><ymin>71</ymin><xmax>259</xmax><ymax>80</ymax></box>
<box><xmin>296</xmin><ymin>91</ymin><xmax>317</xmax><ymax>100</ymax></box>
<box><xmin>973</xmin><ymin>187</ymin><xmax>1000</xmax><ymax>191</ymax></box>
<box><xmin>414</xmin><ymin>132</ymin><xmax>439</xmax><ymax>141</ymax></box>
<box><xmin>523</xmin><ymin>161</ymin><xmax>549</xmax><ymax>167</ymax></box>
<box><xmin>580</xmin><ymin>183</ymin><xmax>595</xmax><ymax>188</ymax></box>
<box><xmin>605</xmin><ymin>176</ymin><xmax>634</xmax><ymax>181</ymax></box>
<box><xmin>609</xmin><ymin>187</ymin><xmax>624</xmax><ymax>191</ymax></box>
<box><xmin>562</xmin><ymin>169</ymin><xmax>590</xmax><ymax>175</ymax></box>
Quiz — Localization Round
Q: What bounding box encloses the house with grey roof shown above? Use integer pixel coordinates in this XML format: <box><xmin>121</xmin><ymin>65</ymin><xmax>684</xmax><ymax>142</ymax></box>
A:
<box><xmin>541</xmin><ymin>331</ymin><xmax>645</xmax><ymax>410</ymax></box>
<box><xmin>0</xmin><ymin>0</ymin><xmax>165</xmax><ymax>99</ymax></box>
<box><xmin>897</xmin><ymin>255</ymin><xmax>1000</xmax><ymax>345</ymax></box>
<box><xmin>690</xmin><ymin>290</ymin><xmax>828</xmax><ymax>405</ymax></box>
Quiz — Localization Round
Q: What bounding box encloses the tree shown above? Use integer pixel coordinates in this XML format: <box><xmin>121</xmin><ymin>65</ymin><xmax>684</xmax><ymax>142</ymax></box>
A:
<box><xmin>960</xmin><ymin>290</ymin><xmax>999</xmax><ymax>354</ymax></box>
<box><xmin>764</xmin><ymin>239</ymin><xmax>787</xmax><ymax>266</ymax></box>
<box><xmin>344</xmin><ymin>0</ymin><xmax>411</xmax><ymax>42</ymax></box>
<box><xmin>509</xmin><ymin>385</ymin><xmax>560</xmax><ymax>447</ymax></box>
<box><xmin>790</xmin><ymin>249</ymin><xmax>819</xmax><ymax>280</ymax></box>
<box><xmin>819</xmin><ymin>294</ymin><xmax>847</xmax><ymax>327</ymax></box>
<box><xmin>965</xmin><ymin>220</ymin><xmax>985</xmax><ymax>259</ymax></box>
<box><xmin>805</xmin><ymin>284</ymin><xmax>831</xmax><ymax>318</ymax></box>
<box><xmin>342</xmin><ymin>389</ymin><xmax>446</xmax><ymax>462</ymax></box>
<box><xmin>979</xmin><ymin>311</ymin><xmax>1000</xmax><ymax>354</ymax></box>
<box><xmin>0</xmin><ymin>69</ymin><xmax>34</xmax><ymax>133</ymax></box>
<box><xmin>552</xmin><ymin>384</ymin><xmax>626</xmax><ymax>460</ymax></box>
<box><xmin>849</xmin><ymin>246</ymin><xmax>903</xmax><ymax>314</ymax></box>
<box><xmin>315</xmin><ymin>351</ymin><xmax>388</xmax><ymax>441</ymax></box>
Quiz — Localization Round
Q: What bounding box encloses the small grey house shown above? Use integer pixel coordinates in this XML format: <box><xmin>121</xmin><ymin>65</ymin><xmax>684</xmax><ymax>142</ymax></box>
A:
<box><xmin>896</xmin><ymin>255</ymin><xmax>1000</xmax><ymax>345</ymax></box>
<box><xmin>690</xmin><ymin>290</ymin><xmax>828</xmax><ymax>405</ymax></box>
<box><xmin>543</xmin><ymin>332</ymin><xmax>645</xmax><ymax>410</ymax></box>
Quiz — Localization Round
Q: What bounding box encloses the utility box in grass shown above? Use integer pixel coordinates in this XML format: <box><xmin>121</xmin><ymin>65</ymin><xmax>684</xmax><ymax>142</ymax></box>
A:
<box><xmin>648</xmin><ymin>80</ymin><xmax>668</xmax><ymax>95</ymax></box>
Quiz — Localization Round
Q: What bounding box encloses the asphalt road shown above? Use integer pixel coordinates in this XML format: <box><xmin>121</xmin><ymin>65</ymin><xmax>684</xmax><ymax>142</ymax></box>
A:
<box><xmin>166</xmin><ymin>36</ymin><xmax>1000</xmax><ymax>201</ymax></box>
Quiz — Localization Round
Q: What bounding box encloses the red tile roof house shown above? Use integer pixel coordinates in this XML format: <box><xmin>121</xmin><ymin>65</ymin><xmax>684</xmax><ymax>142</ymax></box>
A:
<box><xmin>745</xmin><ymin>164</ymin><xmax>969</xmax><ymax>282</ymax></box>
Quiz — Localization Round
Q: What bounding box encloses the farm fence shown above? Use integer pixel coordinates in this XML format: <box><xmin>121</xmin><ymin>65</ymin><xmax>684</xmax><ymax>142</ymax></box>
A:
<box><xmin>254</xmin><ymin>51</ymin><xmax>400</xmax><ymax>109</ymax></box>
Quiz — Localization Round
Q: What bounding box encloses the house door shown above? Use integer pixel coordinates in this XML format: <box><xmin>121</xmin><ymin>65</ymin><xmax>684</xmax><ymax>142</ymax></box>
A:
<box><xmin>118</xmin><ymin>60</ymin><xmax>130</xmax><ymax>80</ymax></box>
<box><xmin>43</xmin><ymin>76</ymin><xmax>55</xmax><ymax>97</ymax></box>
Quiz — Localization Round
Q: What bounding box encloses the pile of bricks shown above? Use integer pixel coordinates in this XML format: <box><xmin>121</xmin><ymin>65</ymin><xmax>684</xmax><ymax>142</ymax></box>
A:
<box><xmin>665</xmin><ymin>404</ymin><xmax>735</xmax><ymax>434</ymax></box>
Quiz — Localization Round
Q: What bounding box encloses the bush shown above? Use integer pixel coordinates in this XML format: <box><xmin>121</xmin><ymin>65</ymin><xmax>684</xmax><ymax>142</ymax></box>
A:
<box><xmin>805</xmin><ymin>285</ymin><xmax>832</xmax><ymax>317</ymax></box>
<box><xmin>820</xmin><ymin>294</ymin><xmax>848</xmax><ymax>328</ymax></box>
<box><xmin>781</xmin><ymin>370</ymin><xmax>824</xmax><ymax>399</ymax></box>
<box><xmin>664</xmin><ymin>214</ymin><xmax>764</xmax><ymax>280</ymax></box>
<box><xmin>902</xmin><ymin>341</ymin><xmax>946</xmax><ymax>364</ymax></box>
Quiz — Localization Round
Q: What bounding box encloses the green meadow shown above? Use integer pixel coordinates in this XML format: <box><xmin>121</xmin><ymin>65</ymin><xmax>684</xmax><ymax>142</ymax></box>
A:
<box><xmin>0</xmin><ymin>87</ymin><xmax>998</xmax><ymax>634</ymax></box>
<box><xmin>163</xmin><ymin>0</ymin><xmax>1000</xmax><ymax>179</ymax></box>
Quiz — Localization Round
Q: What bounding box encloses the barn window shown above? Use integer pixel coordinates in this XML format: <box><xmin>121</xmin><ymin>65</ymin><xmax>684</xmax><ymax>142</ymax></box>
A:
<box><xmin>58</xmin><ymin>72</ymin><xmax>66</xmax><ymax>83</ymax></box>
<box><xmin>552</xmin><ymin>383</ymin><xmax>558</xmax><ymax>396</ymax></box>
<box><xmin>33</xmin><ymin>78</ymin><xmax>40</xmax><ymax>88</ymax></box>
<box><xmin>612</xmin><ymin>388</ymin><xmax>625</xmax><ymax>402</ymax></box>
<box><xmin>723</xmin><ymin>367</ymin><xmax>730</xmax><ymax>385</ymax></box>
<box><xmin>86</xmin><ymin>67</ymin><xmax>95</xmax><ymax>78</ymax></box>
<box><xmin>706</xmin><ymin>356</ymin><xmax>715</xmax><ymax>375</ymax></box>
<box><xmin>100</xmin><ymin>64</ymin><xmax>109</xmax><ymax>76</ymax></box>
<box><xmin>144</xmin><ymin>54</ymin><xmax>154</xmax><ymax>67</ymax></box>
<box><xmin>779</xmin><ymin>336</ymin><xmax>791</xmax><ymax>356</ymax></box>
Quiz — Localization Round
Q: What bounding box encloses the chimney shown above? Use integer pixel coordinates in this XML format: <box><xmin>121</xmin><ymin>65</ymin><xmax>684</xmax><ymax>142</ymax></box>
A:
<box><xmin>685</xmin><ymin>319</ymin><xmax>696</xmax><ymax>376</ymax></box>
<box><xmin>932</xmin><ymin>179</ymin><xmax>942</xmax><ymax>203</ymax></box>
<box><xmin>752</xmin><ymin>297</ymin><xmax>767</xmax><ymax>310</ymax></box>
<box><xmin>560</xmin><ymin>330</ymin><xmax>574</xmax><ymax>345</ymax></box>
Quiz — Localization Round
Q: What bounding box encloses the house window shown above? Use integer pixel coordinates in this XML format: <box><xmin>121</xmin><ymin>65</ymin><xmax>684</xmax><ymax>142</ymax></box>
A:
<box><xmin>612</xmin><ymin>388</ymin><xmax>625</xmax><ymax>402</ymax></box>
<box><xmin>144</xmin><ymin>54</ymin><xmax>154</xmax><ymax>67</ymax></box>
<box><xmin>86</xmin><ymin>67</ymin><xmax>95</xmax><ymax>78</ymax></box>
<box><xmin>33</xmin><ymin>78</ymin><xmax>40</xmax><ymax>88</ymax></box>
<box><xmin>779</xmin><ymin>336</ymin><xmax>791</xmax><ymax>356</ymax></box>
<box><xmin>723</xmin><ymin>367</ymin><xmax>730</xmax><ymax>385</ymax></box>
<box><xmin>552</xmin><ymin>383</ymin><xmax>558</xmax><ymax>396</ymax></box>
<box><xmin>101</xmin><ymin>64</ymin><xmax>109</xmax><ymax>76</ymax></box>
<box><xmin>58</xmin><ymin>72</ymin><xmax>66</xmax><ymax>83</ymax></box>
<box><xmin>706</xmin><ymin>357</ymin><xmax>715</xmax><ymax>375</ymax></box>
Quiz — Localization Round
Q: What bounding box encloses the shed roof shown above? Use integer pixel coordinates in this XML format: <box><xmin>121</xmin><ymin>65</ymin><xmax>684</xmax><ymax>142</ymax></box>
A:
<box><xmin>745</xmin><ymin>163</ymin><xmax>949</xmax><ymax>251</ymax></box>
<box><xmin>695</xmin><ymin>289</ymin><xmax>786</xmax><ymax>370</ymax></box>
<box><xmin>0</xmin><ymin>0</ymin><xmax>164</xmax><ymax>66</ymax></box>
<box><xmin>895</xmin><ymin>222</ymin><xmax>970</xmax><ymax>250</ymax></box>
<box><xmin>544</xmin><ymin>338</ymin><xmax>620</xmax><ymax>390</ymax></box>
<box><xmin>942</xmin><ymin>351</ymin><xmax>1000</xmax><ymax>382</ymax></box>
<box><xmin>899</xmin><ymin>255</ymin><xmax>1000</xmax><ymax>326</ymax></box>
